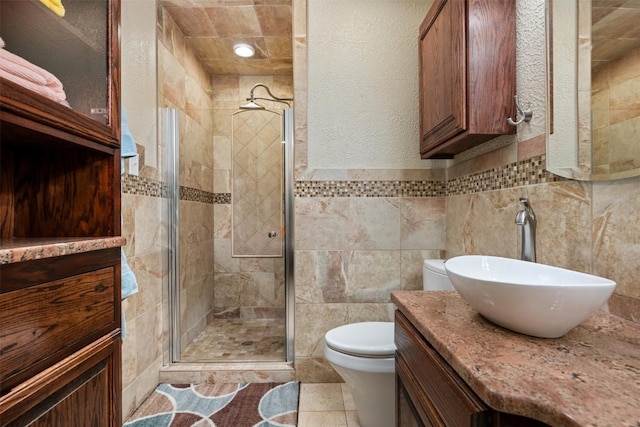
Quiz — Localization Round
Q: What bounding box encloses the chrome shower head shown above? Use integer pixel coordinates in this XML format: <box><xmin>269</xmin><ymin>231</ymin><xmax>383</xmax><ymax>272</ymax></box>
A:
<box><xmin>239</xmin><ymin>100</ymin><xmax>266</xmax><ymax>110</ymax></box>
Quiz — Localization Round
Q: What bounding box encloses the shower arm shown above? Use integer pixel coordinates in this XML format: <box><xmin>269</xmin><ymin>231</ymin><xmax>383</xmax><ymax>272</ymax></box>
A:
<box><xmin>250</xmin><ymin>97</ymin><xmax>291</xmax><ymax>107</ymax></box>
<box><xmin>247</xmin><ymin>83</ymin><xmax>293</xmax><ymax>106</ymax></box>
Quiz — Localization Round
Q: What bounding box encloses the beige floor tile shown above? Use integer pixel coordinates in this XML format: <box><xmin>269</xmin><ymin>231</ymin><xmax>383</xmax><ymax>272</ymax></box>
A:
<box><xmin>299</xmin><ymin>383</ymin><xmax>345</xmax><ymax>411</ymax></box>
<box><xmin>345</xmin><ymin>410</ymin><xmax>361</xmax><ymax>427</ymax></box>
<box><xmin>340</xmin><ymin>383</ymin><xmax>356</xmax><ymax>411</ymax></box>
<box><xmin>298</xmin><ymin>411</ymin><xmax>348</xmax><ymax>427</ymax></box>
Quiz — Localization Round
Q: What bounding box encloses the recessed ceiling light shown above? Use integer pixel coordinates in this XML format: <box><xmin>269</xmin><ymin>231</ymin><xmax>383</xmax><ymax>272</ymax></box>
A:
<box><xmin>233</xmin><ymin>43</ymin><xmax>255</xmax><ymax>58</ymax></box>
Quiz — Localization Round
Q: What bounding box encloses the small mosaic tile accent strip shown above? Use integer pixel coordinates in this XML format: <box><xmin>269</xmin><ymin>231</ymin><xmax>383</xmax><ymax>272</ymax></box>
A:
<box><xmin>122</xmin><ymin>174</ymin><xmax>229</xmax><ymax>204</ymax></box>
<box><xmin>214</xmin><ymin>193</ymin><xmax>231</xmax><ymax>204</ymax></box>
<box><xmin>180</xmin><ymin>186</ymin><xmax>214</xmax><ymax>204</ymax></box>
<box><xmin>295</xmin><ymin>155</ymin><xmax>566</xmax><ymax>198</ymax></box>
<box><xmin>294</xmin><ymin>180</ymin><xmax>446</xmax><ymax>197</ymax></box>
<box><xmin>122</xmin><ymin>173</ymin><xmax>167</xmax><ymax>198</ymax></box>
<box><xmin>124</xmin><ymin>155</ymin><xmax>564</xmax><ymax>200</ymax></box>
<box><xmin>447</xmin><ymin>155</ymin><xmax>566</xmax><ymax>196</ymax></box>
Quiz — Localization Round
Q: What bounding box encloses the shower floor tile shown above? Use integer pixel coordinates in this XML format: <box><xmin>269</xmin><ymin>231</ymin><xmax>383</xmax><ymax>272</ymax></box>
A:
<box><xmin>180</xmin><ymin>318</ymin><xmax>286</xmax><ymax>362</ymax></box>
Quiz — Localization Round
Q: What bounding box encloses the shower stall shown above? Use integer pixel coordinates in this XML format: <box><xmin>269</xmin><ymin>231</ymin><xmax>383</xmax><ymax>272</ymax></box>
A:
<box><xmin>162</xmin><ymin>84</ymin><xmax>294</xmax><ymax>365</ymax></box>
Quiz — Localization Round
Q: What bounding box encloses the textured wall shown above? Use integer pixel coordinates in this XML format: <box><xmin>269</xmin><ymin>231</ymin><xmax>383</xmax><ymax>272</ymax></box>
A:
<box><xmin>307</xmin><ymin>0</ymin><xmax>433</xmax><ymax>169</ymax></box>
<box><xmin>121</xmin><ymin>0</ymin><xmax>158</xmax><ymax>168</ymax></box>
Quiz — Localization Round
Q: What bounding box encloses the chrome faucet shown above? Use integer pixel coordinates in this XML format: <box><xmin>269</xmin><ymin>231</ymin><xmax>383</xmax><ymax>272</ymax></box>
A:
<box><xmin>515</xmin><ymin>197</ymin><xmax>536</xmax><ymax>262</ymax></box>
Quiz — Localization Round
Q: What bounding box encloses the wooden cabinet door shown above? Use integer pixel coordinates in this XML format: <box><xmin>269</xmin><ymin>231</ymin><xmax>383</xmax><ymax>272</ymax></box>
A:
<box><xmin>419</xmin><ymin>0</ymin><xmax>466</xmax><ymax>155</ymax></box>
<box><xmin>0</xmin><ymin>333</ymin><xmax>122</xmax><ymax>427</ymax></box>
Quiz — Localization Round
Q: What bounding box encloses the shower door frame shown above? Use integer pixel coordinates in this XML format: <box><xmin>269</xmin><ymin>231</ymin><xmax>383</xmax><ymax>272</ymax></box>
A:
<box><xmin>164</xmin><ymin>107</ymin><xmax>295</xmax><ymax>365</ymax></box>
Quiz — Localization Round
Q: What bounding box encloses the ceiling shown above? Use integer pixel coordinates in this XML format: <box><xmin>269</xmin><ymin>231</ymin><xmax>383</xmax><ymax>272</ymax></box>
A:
<box><xmin>160</xmin><ymin>0</ymin><xmax>292</xmax><ymax>76</ymax></box>
<box><xmin>592</xmin><ymin>0</ymin><xmax>640</xmax><ymax>62</ymax></box>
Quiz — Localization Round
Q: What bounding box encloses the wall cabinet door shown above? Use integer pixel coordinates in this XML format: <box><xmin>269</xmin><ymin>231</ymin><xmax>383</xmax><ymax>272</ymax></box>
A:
<box><xmin>419</xmin><ymin>0</ymin><xmax>466</xmax><ymax>156</ymax></box>
<box><xmin>419</xmin><ymin>0</ymin><xmax>516</xmax><ymax>159</ymax></box>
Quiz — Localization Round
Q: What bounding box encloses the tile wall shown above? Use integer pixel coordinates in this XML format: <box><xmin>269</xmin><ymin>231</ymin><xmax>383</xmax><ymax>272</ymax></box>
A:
<box><xmin>592</xmin><ymin>46</ymin><xmax>640</xmax><ymax>178</ymax></box>
<box><xmin>158</xmin><ymin>7</ymin><xmax>217</xmax><ymax>354</ymax></box>
<box><xmin>120</xmin><ymin>0</ymin><xmax>165</xmax><ymax>420</ymax></box>
<box><xmin>211</xmin><ymin>75</ymin><xmax>292</xmax><ymax>321</ymax></box>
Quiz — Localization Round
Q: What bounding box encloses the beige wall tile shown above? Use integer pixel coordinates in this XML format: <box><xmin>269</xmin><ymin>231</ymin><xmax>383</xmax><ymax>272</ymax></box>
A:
<box><xmin>347</xmin><ymin>251</ymin><xmax>401</xmax><ymax>303</ymax></box>
<box><xmin>133</xmin><ymin>252</ymin><xmax>166</xmax><ymax>317</ymax></box>
<box><xmin>134</xmin><ymin>195</ymin><xmax>167</xmax><ymax>256</ymax></box>
<box><xmin>295</xmin><ymin>303</ymin><xmax>348</xmax><ymax>358</ymax></box>
<box><xmin>400</xmin><ymin>197</ymin><xmax>446</xmax><ymax>250</ymax></box>
<box><xmin>401</xmin><ymin>249</ymin><xmax>445</xmax><ymax>291</ymax></box>
<box><xmin>445</xmin><ymin>190</ymin><xmax>521</xmax><ymax>259</ymax></box>
<box><xmin>592</xmin><ymin>176</ymin><xmax>640</xmax><ymax>300</ymax></box>
<box><xmin>528</xmin><ymin>181</ymin><xmax>592</xmax><ymax>271</ymax></box>
<box><xmin>295</xmin><ymin>198</ymin><xmax>350</xmax><ymax>250</ymax></box>
<box><xmin>349</xmin><ymin>198</ymin><xmax>401</xmax><ymax>250</ymax></box>
<box><xmin>295</xmin><ymin>250</ymin><xmax>348</xmax><ymax>304</ymax></box>
<box><xmin>135</xmin><ymin>306</ymin><xmax>164</xmax><ymax>376</ymax></box>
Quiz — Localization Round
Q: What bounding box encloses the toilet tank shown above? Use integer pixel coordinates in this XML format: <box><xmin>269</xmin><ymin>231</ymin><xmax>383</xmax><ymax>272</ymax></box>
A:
<box><xmin>423</xmin><ymin>259</ymin><xmax>454</xmax><ymax>291</ymax></box>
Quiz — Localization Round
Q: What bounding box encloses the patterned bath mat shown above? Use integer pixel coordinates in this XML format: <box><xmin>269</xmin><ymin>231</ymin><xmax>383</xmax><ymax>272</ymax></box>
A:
<box><xmin>123</xmin><ymin>381</ymin><xmax>300</xmax><ymax>427</ymax></box>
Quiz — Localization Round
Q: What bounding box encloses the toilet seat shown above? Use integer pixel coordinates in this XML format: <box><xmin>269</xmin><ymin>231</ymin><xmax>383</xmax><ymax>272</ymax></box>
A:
<box><xmin>324</xmin><ymin>322</ymin><xmax>395</xmax><ymax>358</ymax></box>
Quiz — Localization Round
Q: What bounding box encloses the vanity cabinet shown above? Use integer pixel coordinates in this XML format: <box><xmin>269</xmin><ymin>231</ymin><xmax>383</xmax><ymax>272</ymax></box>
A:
<box><xmin>419</xmin><ymin>0</ymin><xmax>516</xmax><ymax>159</ymax></box>
<box><xmin>0</xmin><ymin>0</ymin><xmax>122</xmax><ymax>425</ymax></box>
<box><xmin>395</xmin><ymin>311</ymin><xmax>547</xmax><ymax>426</ymax></box>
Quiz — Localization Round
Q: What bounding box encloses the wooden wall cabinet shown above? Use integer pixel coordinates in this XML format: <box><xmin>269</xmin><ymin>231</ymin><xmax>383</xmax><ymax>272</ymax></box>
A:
<box><xmin>395</xmin><ymin>311</ymin><xmax>548</xmax><ymax>426</ymax></box>
<box><xmin>419</xmin><ymin>0</ymin><xmax>516</xmax><ymax>159</ymax></box>
<box><xmin>0</xmin><ymin>0</ymin><xmax>122</xmax><ymax>425</ymax></box>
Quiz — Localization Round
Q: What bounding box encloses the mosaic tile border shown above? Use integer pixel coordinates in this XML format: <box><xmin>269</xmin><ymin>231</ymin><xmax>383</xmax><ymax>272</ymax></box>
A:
<box><xmin>294</xmin><ymin>180</ymin><xmax>446</xmax><ymax>197</ymax></box>
<box><xmin>123</xmin><ymin>155</ymin><xmax>566</xmax><ymax>200</ymax></box>
<box><xmin>122</xmin><ymin>174</ymin><xmax>229</xmax><ymax>204</ymax></box>
<box><xmin>295</xmin><ymin>155</ymin><xmax>566</xmax><ymax>198</ymax></box>
<box><xmin>122</xmin><ymin>174</ymin><xmax>167</xmax><ymax>198</ymax></box>
<box><xmin>446</xmin><ymin>155</ymin><xmax>567</xmax><ymax>196</ymax></box>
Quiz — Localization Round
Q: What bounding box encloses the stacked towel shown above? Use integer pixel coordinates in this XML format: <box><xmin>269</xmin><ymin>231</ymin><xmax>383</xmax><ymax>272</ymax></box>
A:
<box><xmin>121</xmin><ymin>107</ymin><xmax>139</xmax><ymax>159</ymax></box>
<box><xmin>39</xmin><ymin>0</ymin><xmax>65</xmax><ymax>17</ymax></box>
<box><xmin>121</xmin><ymin>105</ymin><xmax>139</xmax><ymax>340</ymax></box>
<box><xmin>0</xmin><ymin>37</ymin><xmax>69</xmax><ymax>106</ymax></box>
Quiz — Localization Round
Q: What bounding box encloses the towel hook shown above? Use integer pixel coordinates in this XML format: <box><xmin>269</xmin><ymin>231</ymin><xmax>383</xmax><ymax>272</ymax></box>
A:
<box><xmin>507</xmin><ymin>95</ymin><xmax>533</xmax><ymax>126</ymax></box>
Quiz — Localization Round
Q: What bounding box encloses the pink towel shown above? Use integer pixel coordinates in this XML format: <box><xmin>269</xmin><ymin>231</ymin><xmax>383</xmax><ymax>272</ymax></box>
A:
<box><xmin>0</xmin><ymin>37</ymin><xmax>69</xmax><ymax>105</ymax></box>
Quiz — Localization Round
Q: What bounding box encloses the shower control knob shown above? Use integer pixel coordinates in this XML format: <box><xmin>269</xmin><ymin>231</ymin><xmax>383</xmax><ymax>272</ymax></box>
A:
<box><xmin>268</xmin><ymin>231</ymin><xmax>278</xmax><ymax>238</ymax></box>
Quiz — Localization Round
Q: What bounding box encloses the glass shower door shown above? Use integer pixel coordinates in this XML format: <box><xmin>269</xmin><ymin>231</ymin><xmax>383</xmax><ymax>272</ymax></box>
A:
<box><xmin>163</xmin><ymin>107</ymin><xmax>293</xmax><ymax>364</ymax></box>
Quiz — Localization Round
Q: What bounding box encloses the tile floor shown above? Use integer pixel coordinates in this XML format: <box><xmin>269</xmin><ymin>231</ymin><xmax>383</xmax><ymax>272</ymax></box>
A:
<box><xmin>298</xmin><ymin>383</ymin><xmax>361</xmax><ymax>427</ymax></box>
<box><xmin>180</xmin><ymin>318</ymin><xmax>285</xmax><ymax>362</ymax></box>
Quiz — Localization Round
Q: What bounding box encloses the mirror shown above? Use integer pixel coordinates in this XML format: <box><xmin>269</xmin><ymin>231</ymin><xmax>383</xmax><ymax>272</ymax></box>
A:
<box><xmin>546</xmin><ymin>0</ymin><xmax>640</xmax><ymax>181</ymax></box>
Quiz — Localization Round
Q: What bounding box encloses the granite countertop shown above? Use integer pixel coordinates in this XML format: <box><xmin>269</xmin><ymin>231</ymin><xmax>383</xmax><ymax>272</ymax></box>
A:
<box><xmin>391</xmin><ymin>291</ymin><xmax>640</xmax><ymax>427</ymax></box>
<box><xmin>0</xmin><ymin>237</ymin><xmax>126</xmax><ymax>264</ymax></box>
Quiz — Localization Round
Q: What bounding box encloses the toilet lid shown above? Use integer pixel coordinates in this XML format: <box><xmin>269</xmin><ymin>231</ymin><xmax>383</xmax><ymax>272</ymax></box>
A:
<box><xmin>325</xmin><ymin>322</ymin><xmax>396</xmax><ymax>357</ymax></box>
<box><xmin>424</xmin><ymin>259</ymin><xmax>447</xmax><ymax>275</ymax></box>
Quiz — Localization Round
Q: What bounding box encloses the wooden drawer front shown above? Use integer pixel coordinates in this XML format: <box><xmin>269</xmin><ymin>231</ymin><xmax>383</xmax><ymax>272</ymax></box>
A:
<box><xmin>395</xmin><ymin>311</ymin><xmax>489</xmax><ymax>426</ymax></box>
<box><xmin>0</xmin><ymin>332</ymin><xmax>121</xmax><ymax>426</ymax></box>
<box><xmin>0</xmin><ymin>267</ymin><xmax>116</xmax><ymax>391</ymax></box>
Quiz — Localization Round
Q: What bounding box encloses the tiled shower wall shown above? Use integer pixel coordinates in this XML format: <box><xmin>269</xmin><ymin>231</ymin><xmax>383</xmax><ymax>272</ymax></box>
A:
<box><xmin>592</xmin><ymin>46</ymin><xmax>640</xmax><ymax>178</ymax></box>
<box><xmin>158</xmin><ymin>8</ymin><xmax>217</xmax><ymax>352</ymax></box>
<box><xmin>211</xmin><ymin>75</ymin><xmax>292</xmax><ymax>321</ymax></box>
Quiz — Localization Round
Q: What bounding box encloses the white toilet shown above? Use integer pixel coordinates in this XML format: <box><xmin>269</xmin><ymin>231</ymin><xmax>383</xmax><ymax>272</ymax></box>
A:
<box><xmin>323</xmin><ymin>259</ymin><xmax>453</xmax><ymax>427</ymax></box>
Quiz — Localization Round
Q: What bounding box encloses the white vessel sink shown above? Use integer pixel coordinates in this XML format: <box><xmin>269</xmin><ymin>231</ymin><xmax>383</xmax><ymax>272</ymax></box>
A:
<box><xmin>444</xmin><ymin>255</ymin><xmax>616</xmax><ymax>338</ymax></box>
